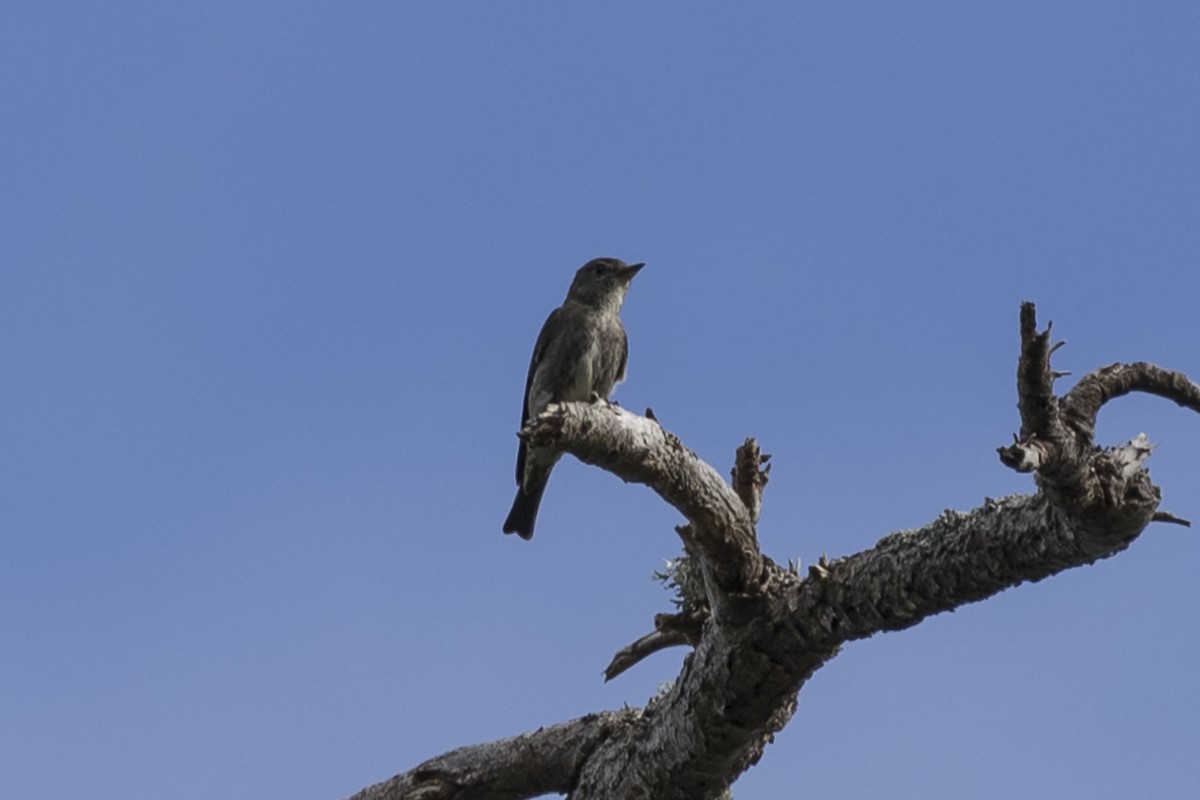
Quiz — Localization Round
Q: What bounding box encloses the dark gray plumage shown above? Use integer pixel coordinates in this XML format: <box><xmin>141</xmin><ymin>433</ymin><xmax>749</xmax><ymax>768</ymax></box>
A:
<box><xmin>503</xmin><ymin>258</ymin><xmax>644</xmax><ymax>539</ymax></box>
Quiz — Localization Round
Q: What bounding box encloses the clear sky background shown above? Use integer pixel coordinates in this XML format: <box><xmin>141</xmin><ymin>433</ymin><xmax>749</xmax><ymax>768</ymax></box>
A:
<box><xmin>3</xmin><ymin>3</ymin><xmax>1198</xmax><ymax>799</ymax></box>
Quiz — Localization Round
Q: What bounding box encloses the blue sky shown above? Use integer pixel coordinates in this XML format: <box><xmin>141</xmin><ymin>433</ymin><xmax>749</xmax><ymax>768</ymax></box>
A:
<box><xmin>2</xmin><ymin>3</ymin><xmax>1198</xmax><ymax>798</ymax></box>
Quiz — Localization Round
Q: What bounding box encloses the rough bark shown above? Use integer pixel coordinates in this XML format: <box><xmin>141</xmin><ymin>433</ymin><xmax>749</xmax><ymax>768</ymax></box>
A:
<box><xmin>345</xmin><ymin>711</ymin><xmax>640</xmax><ymax>800</ymax></box>
<box><xmin>349</xmin><ymin>303</ymin><xmax>1198</xmax><ymax>800</ymax></box>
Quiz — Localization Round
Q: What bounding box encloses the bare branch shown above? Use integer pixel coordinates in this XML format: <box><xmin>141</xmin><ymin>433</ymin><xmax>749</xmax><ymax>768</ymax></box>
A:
<box><xmin>603</xmin><ymin>608</ymin><xmax>706</xmax><ymax>682</ymax></box>
<box><xmin>522</xmin><ymin>401</ymin><xmax>763</xmax><ymax>596</ymax></box>
<box><xmin>1152</xmin><ymin>510</ymin><xmax>1192</xmax><ymax>527</ymax></box>
<box><xmin>1016</xmin><ymin>301</ymin><xmax>1061</xmax><ymax>440</ymax></box>
<box><xmin>604</xmin><ymin>629</ymin><xmax>690</xmax><ymax>683</ymax></box>
<box><xmin>731</xmin><ymin>438</ymin><xmax>770</xmax><ymax>525</ymax></box>
<box><xmin>1062</xmin><ymin>362</ymin><xmax>1200</xmax><ymax>440</ymax></box>
<box><xmin>354</xmin><ymin>303</ymin><xmax>1196</xmax><ymax>800</ymax></box>
<box><xmin>346</xmin><ymin>711</ymin><xmax>639</xmax><ymax>800</ymax></box>
<box><xmin>362</xmin><ymin>476</ymin><xmax>1170</xmax><ymax>798</ymax></box>
<box><xmin>1001</xmin><ymin>306</ymin><xmax>1184</xmax><ymax>520</ymax></box>
<box><xmin>783</xmin><ymin>488</ymin><xmax>1158</xmax><ymax>650</ymax></box>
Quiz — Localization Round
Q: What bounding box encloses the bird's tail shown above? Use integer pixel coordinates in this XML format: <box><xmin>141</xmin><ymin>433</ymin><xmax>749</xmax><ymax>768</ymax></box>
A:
<box><xmin>503</xmin><ymin>478</ymin><xmax>548</xmax><ymax>540</ymax></box>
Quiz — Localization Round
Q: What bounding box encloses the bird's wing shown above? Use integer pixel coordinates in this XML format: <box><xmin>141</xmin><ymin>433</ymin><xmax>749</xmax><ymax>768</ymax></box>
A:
<box><xmin>614</xmin><ymin>324</ymin><xmax>629</xmax><ymax>386</ymax></box>
<box><xmin>523</xmin><ymin>306</ymin><xmax>567</xmax><ymax>424</ymax></box>
<box><xmin>516</xmin><ymin>306</ymin><xmax>566</xmax><ymax>485</ymax></box>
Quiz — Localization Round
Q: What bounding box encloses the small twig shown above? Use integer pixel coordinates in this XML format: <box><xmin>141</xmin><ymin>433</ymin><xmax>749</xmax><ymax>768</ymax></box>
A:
<box><xmin>1151</xmin><ymin>511</ymin><xmax>1192</xmax><ymax>527</ymax></box>
<box><xmin>731</xmin><ymin>438</ymin><xmax>771</xmax><ymax>525</ymax></box>
<box><xmin>997</xmin><ymin>436</ymin><xmax>1052</xmax><ymax>472</ymax></box>
<box><xmin>603</xmin><ymin>608</ymin><xmax>708</xmax><ymax>682</ymax></box>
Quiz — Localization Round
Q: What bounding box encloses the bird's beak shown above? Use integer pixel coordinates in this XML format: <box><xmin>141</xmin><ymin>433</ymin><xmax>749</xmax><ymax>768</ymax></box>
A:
<box><xmin>622</xmin><ymin>262</ymin><xmax>645</xmax><ymax>280</ymax></box>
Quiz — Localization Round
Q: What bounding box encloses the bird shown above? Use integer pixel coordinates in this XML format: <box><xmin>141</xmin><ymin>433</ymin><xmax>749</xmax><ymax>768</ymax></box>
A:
<box><xmin>503</xmin><ymin>257</ymin><xmax>644</xmax><ymax>539</ymax></box>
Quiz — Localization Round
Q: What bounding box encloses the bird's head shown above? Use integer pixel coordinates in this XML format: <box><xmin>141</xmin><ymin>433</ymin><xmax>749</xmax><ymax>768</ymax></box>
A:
<box><xmin>565</xmin><ymin>258</ymin><xmax>644</xmax><ymax>310</ymax></box>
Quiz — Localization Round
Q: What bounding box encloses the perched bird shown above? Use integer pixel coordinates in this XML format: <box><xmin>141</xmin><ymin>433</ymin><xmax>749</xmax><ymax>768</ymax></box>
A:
<box><xmin>503</xmin><ymin>257</ymin><xmax>644</xmax><ymax>539</ymax></box>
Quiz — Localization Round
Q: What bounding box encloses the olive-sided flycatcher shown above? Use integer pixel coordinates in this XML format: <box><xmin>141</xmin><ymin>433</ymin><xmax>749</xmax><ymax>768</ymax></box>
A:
<box><xmin>503</xmin><ymin>258</ymin><xmax>644</xmax><ymax>539</ymax></box>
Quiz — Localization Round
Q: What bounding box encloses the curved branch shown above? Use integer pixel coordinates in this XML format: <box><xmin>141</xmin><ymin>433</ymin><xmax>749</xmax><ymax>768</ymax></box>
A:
<box><xmin>521</xmin><ymin>401</ymin><xmax>763</xmax><ymax>595</ymax></box>
<box><xmin>1063</xmin><ymin>362</ymin><xmax>1200</xmax><ymax>439</ymax></box>
<box><xmin>604</xmin><ymin>608</ymin><xmax>708</xmax><ymax>681</ymax></box>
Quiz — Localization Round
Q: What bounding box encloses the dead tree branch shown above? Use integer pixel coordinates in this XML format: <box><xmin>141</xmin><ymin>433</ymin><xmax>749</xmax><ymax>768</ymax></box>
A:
<box><xmin>352</xmin><ymin>303</ymin><xmax>1199</xmax><ymax>800</ymax></box>
<box><xmin>520</xmin><ymin>401</ymin><xmax>764</xmax><ymax>602</ymax></box>
<box><xmin>346</xmin><ymin>711</ymin><xmax>639</xmax><ymax>800</ymax></box>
